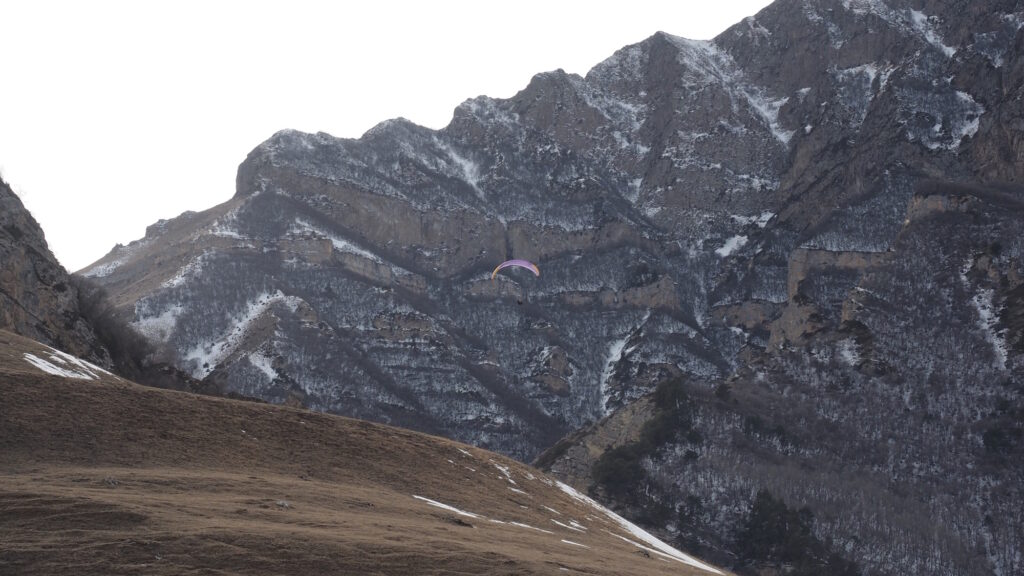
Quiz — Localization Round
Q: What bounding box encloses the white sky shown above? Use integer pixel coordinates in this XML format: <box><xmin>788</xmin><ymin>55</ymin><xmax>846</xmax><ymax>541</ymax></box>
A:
<box><xmin>0</xmin><ymin>0</ymin><xmax>773</xmax><ymax>272</ymax></box>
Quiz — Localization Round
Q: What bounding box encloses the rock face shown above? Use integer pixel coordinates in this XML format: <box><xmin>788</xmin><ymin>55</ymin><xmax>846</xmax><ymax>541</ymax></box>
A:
<box><xmin>82</xmin><ymin>1</ymin><xmax>1023</xmax><ymax>574</ymax></box>
<box><xmin>0</xmin><ymin>177</ymin><xmax>110</xmax><ymax>365</ymax></box>
<box><xmin>543</xmin><ymin>180</ymin><xmax>1024</xmax><ymax>576</ymax></box>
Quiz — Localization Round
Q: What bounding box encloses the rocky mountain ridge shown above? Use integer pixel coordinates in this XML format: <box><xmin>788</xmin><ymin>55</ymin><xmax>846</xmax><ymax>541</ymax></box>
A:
<box><xmin>81</xmin><ymin>1</ymin><xmax>1023</xmax><ymax>574</ymax></box>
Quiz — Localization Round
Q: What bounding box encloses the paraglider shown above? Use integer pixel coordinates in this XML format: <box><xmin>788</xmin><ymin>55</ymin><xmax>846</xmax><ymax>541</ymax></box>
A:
<box><xmin>491</xmin><ymin>259</ymin><xmax>540</xmax><ymax>280</ymax></box>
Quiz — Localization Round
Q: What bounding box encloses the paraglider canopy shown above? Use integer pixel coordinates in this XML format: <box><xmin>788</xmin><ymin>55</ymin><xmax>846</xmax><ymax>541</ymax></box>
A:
<box><xmin>491</xmin><ymin>259</ymin><xmax>540</xmax><ymax>280</ymax></box>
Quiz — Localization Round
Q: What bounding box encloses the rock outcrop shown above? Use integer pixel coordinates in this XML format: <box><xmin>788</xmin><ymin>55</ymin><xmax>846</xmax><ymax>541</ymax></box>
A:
<box><xmin>0</xmin><ymin>177</ymin><xmax>110</xmax><ymax>364</ymax></box>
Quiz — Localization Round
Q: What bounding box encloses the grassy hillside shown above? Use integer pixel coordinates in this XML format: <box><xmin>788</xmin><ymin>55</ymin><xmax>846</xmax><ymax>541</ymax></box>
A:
<box><xmin>0</xmin><ymin>329</ymin><xmax>724</xmax><ymax>575</ymax></box>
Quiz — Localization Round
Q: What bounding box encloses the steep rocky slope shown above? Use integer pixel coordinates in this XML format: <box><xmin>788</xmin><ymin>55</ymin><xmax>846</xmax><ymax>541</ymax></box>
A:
<box><xmin>0</xmin><ymin>329</ymin><xmax>724</xmax><ymax>576</ymax></box>
<box><xmin>0</xmin><ymin>176</ymin><xmax>201</xmax><ymax>391</ymax></box>
<box><xmin>80</xmin><ymin>1</ymin><xmax>1023</xmax><ymax>574</ymax></box>
<box><xmin>0</xmin><ymin>177</ymin><xmax>110</xmax><ymax>364</ymax></box>
<box><xmin>542</xmin><ymin>180</ymin><xmax>1024</xmax><ymax>576</ymax></box>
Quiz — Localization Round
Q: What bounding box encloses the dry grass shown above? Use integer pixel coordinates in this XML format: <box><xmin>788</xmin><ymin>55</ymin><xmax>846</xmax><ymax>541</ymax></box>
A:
<box><xmin>0</xmin><ymin>330</ymin><xmax>726</xmax><ymax>575</ymax></box>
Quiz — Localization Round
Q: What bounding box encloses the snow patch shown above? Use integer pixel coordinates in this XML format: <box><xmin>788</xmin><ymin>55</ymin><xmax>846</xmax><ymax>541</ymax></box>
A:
<box><xmin>208</xmin><ymin>223</ymin><xmax>245</xmax><ymax>239</ymax></box>
<box><xmin>909</xmin><ymin>9</ymin><xmax>956</xmax><ymax>57</ymax></box>
<box><xmin>568</xmin><ymin>75</ymin><xmax>647</xmax><ymax>132</ymax></box>
<box><xmin>491</xmin><ymin>461</ymin><xmax>518</xmax><ymax>485</ymax></box>
<box><xmin>953</xmin><ymin>91</ymin><xmax>982</xmax><ymax>141</ymax></box>
<box><xmin>840</xmin><ymin>0</ymin><xmax>889</xmax><ymax>16</ymax></box>
<box><xmin>745</xmin><ymin>93</ymin><xmax>794</xmax><ymax>144</ymax></box>
<box><xmin>80</xmin><ymin>239</ymin><xmax>150</xmax><ymax>278</ymax></box>
<box><xmin>716</xmin><ymin>235</ymin><xmax>748</xmax><ymax>257</ymax></box>
<box><xmin>23</xmin><ymin>348</ymin><xmax>113</xmax><ymax>380</ymax></box>
<box><xmin>183</xmin><ymin>290</ymin><xmax>304</xmax><ymax>378</ymax></box>
<box><xmin>833</xmin><ymin>63</ymin><xmax>888</xmax><ymax>125</ymax></box>
<box><xmin>458</xmin><ymin>96</ymin><xmax>521</xmax><ymax>129</ymax></box>
<box><xmin>597</xmin><ymin>313</ymin><xmax>649</xmax><ymax>414</ymax></box>
<box><xmin>509</xmin><ymin>521</ymin><xmax>554</xmax><ymax>534</ymax></box>
<box><xmin>905</xmin><ymin>90</ymin><xmax>984</xmax><ymax>151</ymax></box>
<box><xmin>290</xmin><ymin>219</ymin><xmax>385</xmax><ymax>264</ymax></box>
<box><xmin>24</xmin><ymin>354</ymin><xmax>93</xmax><ymax>379</ymax></box>
<box><xmin>662</xmin><ymin>36</ymin><xmax>794</xmax><ymax>145</ymax></box>
<box><xmin>248</xmin><ymin>349</ymin><xmax>278</xmax><ymax>381</ymax></box>
<box><xmin>162</xmin><ymin>252</ymin><xmax>211</xmax><ymax>289</ymax></box>
<box><xmin>971</xmin><ymin>288</ymin><xmax>1008</xmax><ymax>371</ymax></box>
<box><xmin>412</xmin><ymin>496</ymin><xmax>482</xmax><ymax>519</ymax></box>
<box><xmin>207</xmin><ymin>206</ymin><xmax>247</xmax><ymax>239</ymax></box>
<box><xmin>599</xmin><ymin>337</ymin><xmax>628</xmax><ymax>414</ymax></box>
<box><xmin>837</xmin><ymin>338</ymin><xmax>860</xmax><ymax>366</ymax></box>
<box><xmin>838</xmin><ymin>62</ymin><xmax>878</xmax><ymax>84</ymax></box>
<box><xmin>132</xmin><ymin>303</ymin><xmax>184</xmax><ymax>343</ymax></box>
<box><xmin>555</xmin><ymin>481</ymin><xmax>722</xmax><ymax>573</ymax></box>
<box><xmin>625</xmin><ymin>178</ymin><xmax>643</xmax><ymax>203</ymax></box>
<box><xmin>552</xmin><ymin>519</ymin><xmax>586</xmax><ymax>532</ymax></box>
<box><xmin>730</xmin><ymin>211</ymin><xmax>774</xmax><ymax>228</ymax></box>
<box><xmin>961</xmin><ymin>258</ymin><xmax>1008</xmax><ymax>371</ymax></box>
<box><xmin>80</xmin><ymin>259</ymin><xmax>124</xmax><ymax>278</ymax></box>
<box><xmin>743</xmin><ymin>16</ymin><xmax>771</xmax><ymax>38</ymax></box>
<box><xmin>842</xmin><ymin>1</ymin><xmax>956</xmax><ymax>57</ymax></box>
<box><xmin>435</xmin><ymin>138</ymin><xmax>485</xmax><ymax>201</ymax></box>
<box><xmin>803</xmin><ymin>4</ymin><xmax>845</xmax><ymax>47</ymax></box>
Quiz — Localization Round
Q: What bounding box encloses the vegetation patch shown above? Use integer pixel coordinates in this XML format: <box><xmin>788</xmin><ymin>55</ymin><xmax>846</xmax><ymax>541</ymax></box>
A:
<box><xmin>591</xmin><ymin>378</ymin><xmax>695</xmax><ymax>503</ymax></box>
<box><xmin>735</xmin><ymin>489</ymin><xmax>860</xmax><ymax>576</ymax></box>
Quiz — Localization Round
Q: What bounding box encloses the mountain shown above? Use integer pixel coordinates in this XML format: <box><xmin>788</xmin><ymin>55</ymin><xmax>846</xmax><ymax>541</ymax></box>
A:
<box><xmin>0</xmin><ymin>175</ymin><xmax>207</xmax><ymax>393</ymax></box>
<box><xmin>79</xmin><ymin>0</ymin><xmax>1023</xmax><ymax>574</ymax></box>
<box><xmin>0</xmin><ymin>176</ymin><xmax>110</xmax><ymax>365</ymax></box>
<box><xmin>0</xmin><ymin>328</ymin><xmax>723</xmax><ymax>575</ymax></box>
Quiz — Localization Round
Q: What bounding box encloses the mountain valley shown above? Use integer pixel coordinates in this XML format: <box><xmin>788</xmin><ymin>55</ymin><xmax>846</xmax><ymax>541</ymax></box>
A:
<box><xmin>3</xmin><ymin>0</ymin><xmax>1023</xmax><ymax>574</ymax></box>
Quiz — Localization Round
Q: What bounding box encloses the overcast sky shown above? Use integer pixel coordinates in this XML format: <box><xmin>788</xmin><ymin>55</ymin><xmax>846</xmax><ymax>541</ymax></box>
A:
<box><xmin>1</xmin><ymin>0</ymin><xmax>773</xmax><ymax>271</ymax></box>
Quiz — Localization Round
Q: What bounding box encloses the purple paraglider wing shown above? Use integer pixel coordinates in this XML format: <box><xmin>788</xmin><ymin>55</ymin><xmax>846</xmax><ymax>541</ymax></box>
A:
<box><xmin>491</xmin><ymin>259</ymin><xmax>540</xmax><ymax>280</ymax></box>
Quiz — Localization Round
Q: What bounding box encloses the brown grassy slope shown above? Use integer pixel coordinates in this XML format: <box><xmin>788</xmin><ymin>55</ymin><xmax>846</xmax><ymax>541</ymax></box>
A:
<box><xmin>0</xmin><ymin>330</ymin><xmax>726</xmax><ymax>575</ymax></box>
